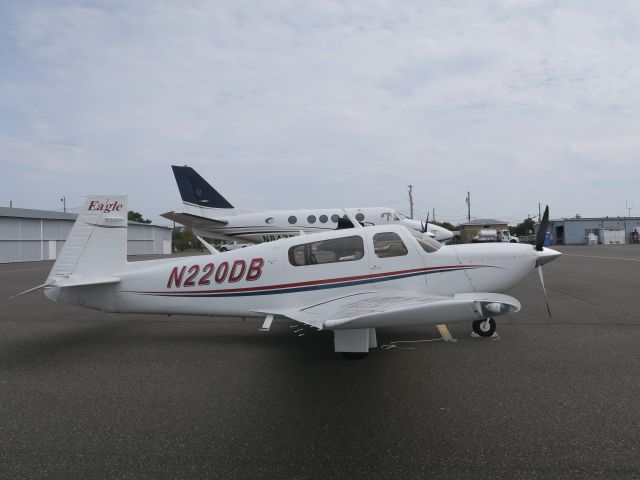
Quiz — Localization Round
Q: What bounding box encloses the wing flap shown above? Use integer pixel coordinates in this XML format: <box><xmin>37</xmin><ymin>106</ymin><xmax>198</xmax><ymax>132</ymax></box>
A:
<box><xmin>265</xmin><ymin>291</ymin><xmax>520</xmax><ymax>330</ymax></box>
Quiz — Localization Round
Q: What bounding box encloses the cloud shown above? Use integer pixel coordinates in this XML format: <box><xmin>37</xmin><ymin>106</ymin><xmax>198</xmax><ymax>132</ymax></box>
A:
<box><xmin>1</xmin><ymin>0</ymin><xmax>639</xmax><ymax>222</ymax></box>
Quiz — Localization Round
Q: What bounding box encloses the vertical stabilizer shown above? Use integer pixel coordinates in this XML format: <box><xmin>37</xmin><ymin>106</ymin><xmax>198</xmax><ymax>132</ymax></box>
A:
<box><xmin>47</xmin><ymin>195</ymin><xmax>128</xmax><ymax>283</ymax></box>
<box><xmin>171</xmin><ymin>165</ymin><xmax>234</xmax><ymax>209</ymax></box>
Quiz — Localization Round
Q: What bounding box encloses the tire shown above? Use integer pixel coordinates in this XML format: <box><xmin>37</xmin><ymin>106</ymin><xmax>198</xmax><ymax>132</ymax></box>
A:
<box><xmin>472</xmin><ymin>318</ymin><xmax>496</xmax><ymax>337</ymax></box>
<box><xmin>341</xmin><ymin>352</ymin><xmax>369</xmax><ymax>359</ymax></box>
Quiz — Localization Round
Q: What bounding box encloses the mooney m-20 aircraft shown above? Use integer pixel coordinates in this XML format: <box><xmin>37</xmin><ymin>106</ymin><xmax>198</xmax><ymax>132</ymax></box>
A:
<box><xmin>36</xmin><ymin>195</ymin><xmax>559</xmax><ymax>358</ymax></box>
<box><xmin>161</xmin><ymin>166</ymin><xmax>454</xmax><ymax>244</ymax></box>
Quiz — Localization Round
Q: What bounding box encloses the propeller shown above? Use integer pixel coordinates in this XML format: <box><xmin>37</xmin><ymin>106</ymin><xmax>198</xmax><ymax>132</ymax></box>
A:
<box><xmin>538</xmin><ymin>264</ymin><xmax>552</xmax><ymax>318</ymax></box>
<box><xmin>535</xmin><ymin>205</ymin><xmax>550</xmax><ymax>252</ymax></box>
<box><xmin>535</xmin><ymin>205</ymin><xmax>552</xmax><ymax>317</ymax></box>
<box><xmin>421</xmin><ymin>212</ymin><xmax>430</xmax><ymax>234</ymax></box>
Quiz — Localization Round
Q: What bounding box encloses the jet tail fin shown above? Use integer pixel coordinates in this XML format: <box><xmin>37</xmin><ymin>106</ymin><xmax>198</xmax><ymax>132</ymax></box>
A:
<box><xmin>171</xmin><ymin>165</ymin><xmax>234</xmax><ymax>209</ymax></box>
<box><xmin>46</xmin><ymin>195</ymin><xmax>128</xmax><ymax>285</ymax></box>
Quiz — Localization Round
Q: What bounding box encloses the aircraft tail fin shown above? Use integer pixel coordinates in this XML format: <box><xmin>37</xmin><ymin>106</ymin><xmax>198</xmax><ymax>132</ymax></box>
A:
<box><xmin>171</xmin><ymin>165</ymin><xmax>234</xmax><ymax>209</ymax></box>
<box><xmin>46</xmin><ymin>195</ymin><xmax>128</xmax><ymax>284</ymax></box>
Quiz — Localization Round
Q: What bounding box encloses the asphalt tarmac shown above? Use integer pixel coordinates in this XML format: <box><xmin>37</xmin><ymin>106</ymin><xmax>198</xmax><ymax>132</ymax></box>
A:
<box><xmin>1</xmin><ymin>245</ymin><xmax>639</xmax><ymax>479</ymax></box>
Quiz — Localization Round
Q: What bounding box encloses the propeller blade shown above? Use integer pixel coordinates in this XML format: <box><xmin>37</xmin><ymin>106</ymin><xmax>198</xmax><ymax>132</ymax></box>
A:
<box><xmin>423</xmin><ymin>212</ymin><xmax>430</xmax><ymax>233</ymax></box>
<box><xmin>535</xmin><ymin>205</ymin><xmax>550</xmax><ymax>252</ymax></box>
<box><xmin>537</xmin><ymin>265</ymin><xmax>552</xmax><ymax>318</ymax></box>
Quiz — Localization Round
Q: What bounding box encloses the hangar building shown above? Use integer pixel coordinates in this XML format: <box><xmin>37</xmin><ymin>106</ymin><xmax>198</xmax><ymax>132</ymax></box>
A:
<box><xmin>0</xmin><ymin>206</ymin><xmax>172</xmax><ymax>264</ymax></box>
<box><xmin>536</xmin><ymin>216</ymin><xmax>640</xmax><ymax>245</ymax></box>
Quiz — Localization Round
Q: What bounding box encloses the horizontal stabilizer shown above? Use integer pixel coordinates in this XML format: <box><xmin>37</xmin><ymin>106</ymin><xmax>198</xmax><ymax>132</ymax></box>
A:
<box><xmin>11</xmin><ymin>276</ymin><xmax>120</xmax><ymax>299</ymax></box>
<box><xmin>51</xmin><ymin>276</ymin><xmax>121</xmax><ymax>288</ymax></box>
<box><xmin>161</xmin><ymin>211</ymin><xmax>228</xmax><ymax>228</ymax></box>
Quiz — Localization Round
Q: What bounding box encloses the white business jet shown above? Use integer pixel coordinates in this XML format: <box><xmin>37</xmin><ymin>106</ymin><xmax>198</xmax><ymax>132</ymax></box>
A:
<box><xmin>161</xmin><ymin>166</ymin><xmax>453</xmax><ymax>244</ymax></box>
<box><xmin>35</xmin><ymin>196</ymin><xmax>559</xmax><ymax>358</ymax></box>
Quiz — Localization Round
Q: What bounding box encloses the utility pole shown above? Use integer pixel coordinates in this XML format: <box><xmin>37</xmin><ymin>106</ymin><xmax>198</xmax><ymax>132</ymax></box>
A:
<box><xmin>466</xmin><ymin>191</ymin><xmax>471</xmax><ymax>222</ymax></box>
<box><xmin>432</xmin><ymin>208</ymin><xmax>435</xmax><ymax>224</ymax></box>
<box><xmin>538</xmin><ymin>202</ymin><xmax>541</xmax><ymax>222</ymax></box>
<box><xmin>9</xmin><ymin>200</ymin><xmax>12</xmax><ymax>208</ymax></box>
<box><xmin>626</xmin><ymin>200</ymin><xmax>634</xmax><ymax>240</ymax></box>
<box><xmin>408</xmin><ymin>185</ymin><xmax>414</xmax><ymax>220</ymax></box>
<box><xmin>60</xmin><ymin>196</ymin><xmax>66</xmax><ymax>213</ymax></box>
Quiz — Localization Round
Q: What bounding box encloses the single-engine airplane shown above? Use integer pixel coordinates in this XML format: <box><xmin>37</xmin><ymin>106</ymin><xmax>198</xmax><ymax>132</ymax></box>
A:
<box><xmin>161</xmin><ymin>165</ymin><xmax>454</xmax><ymax>244</ymax></box>
<box><xmin>34</xmin><ymin>195</ymin><xmax>559</xmax><ymax>358</ymax></box>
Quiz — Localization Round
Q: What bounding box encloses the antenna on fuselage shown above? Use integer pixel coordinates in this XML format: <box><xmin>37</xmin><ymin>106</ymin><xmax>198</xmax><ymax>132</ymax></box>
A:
<box><xmin>341</xmin><ymin>209</ymin><xmax>363</xmax><ymax>229</ymax></box>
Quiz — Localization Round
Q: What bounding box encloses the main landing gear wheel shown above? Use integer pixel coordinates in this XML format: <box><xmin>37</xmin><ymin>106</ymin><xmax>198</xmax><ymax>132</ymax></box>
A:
<box><xmin>472</xmin><ymin>318</ymin><xmax>496</xmax><ymax>337</ymax></box>
<box><xmin>341</xmin><ymin>352</ymin><xmax>369</xmax><ymax>359</ymax></box>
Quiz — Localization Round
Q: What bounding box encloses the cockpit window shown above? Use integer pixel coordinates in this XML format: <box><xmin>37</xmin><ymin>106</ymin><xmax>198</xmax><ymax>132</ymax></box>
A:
<box><xmin>408</xmin><ymin>229</ymin><xmax>442</xmax><ymax>253</ymax></box>
<box><xmin>373</xmin><ymin>232</ymin><xmax>408</xmax><ymax>258</ymax></box>
<box><xmin>288</xmin><ymin>235</ymin><xmax>365</xmax><ymax>266</ymax></box>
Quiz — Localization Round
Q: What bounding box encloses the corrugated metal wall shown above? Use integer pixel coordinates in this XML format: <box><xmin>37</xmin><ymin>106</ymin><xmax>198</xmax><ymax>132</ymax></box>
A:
<box><xmin>0</xmin><ymin>216</ymin><xmax>171</xmax><ymax>263</ymax></box>
<box><xmin>546</xmin><ymin>218</ymin><xmax>640</xmax><ymax>245</ymax></box>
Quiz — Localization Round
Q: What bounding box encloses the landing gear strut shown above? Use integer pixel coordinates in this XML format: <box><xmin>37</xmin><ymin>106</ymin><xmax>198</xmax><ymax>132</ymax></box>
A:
<box><xmin>472</xmin><ymin>317</ymin><xmax>496</xmax><ymax>337</ymax></box>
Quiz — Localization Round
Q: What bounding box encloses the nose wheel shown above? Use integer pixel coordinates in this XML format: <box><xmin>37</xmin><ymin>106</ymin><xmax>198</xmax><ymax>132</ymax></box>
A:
<box><xmin>472</xmin><ymin>318</ymin><xmax>496</xmax><ymax>337</ymax></box>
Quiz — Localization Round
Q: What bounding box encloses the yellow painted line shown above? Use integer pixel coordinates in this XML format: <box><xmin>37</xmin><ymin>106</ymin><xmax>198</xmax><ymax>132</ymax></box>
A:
<box><xmin>436</xmin><ymin>324</ymin><xmax>456</xmax><ymax>342</ymax></box>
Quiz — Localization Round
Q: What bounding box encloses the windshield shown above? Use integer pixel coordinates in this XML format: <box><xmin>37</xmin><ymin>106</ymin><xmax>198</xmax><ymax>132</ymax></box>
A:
<box><xmin>408</xmin><ymin>229</ymin><xmax>442</xmax><ymax>253</ymax></box>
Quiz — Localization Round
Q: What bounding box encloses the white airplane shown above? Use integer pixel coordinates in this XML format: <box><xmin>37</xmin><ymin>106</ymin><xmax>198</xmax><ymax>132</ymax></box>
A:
<box><xmin>33</xmin><ymin>195</ymin><xmax>559</xmax><ymax>358</ymax></box>
<box><xmin>161</xmin><ymin>165</ymin><xmax>454</xmax><ymax>244</ymax></box>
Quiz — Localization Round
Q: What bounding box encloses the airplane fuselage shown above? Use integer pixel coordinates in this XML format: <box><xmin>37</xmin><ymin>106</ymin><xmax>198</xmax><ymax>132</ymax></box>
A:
<box><xmin>46</xmin><ymin>225</ymin><xmax>539</xmax><ymax>322</ymax></box>
<box><xmin>174</xmin><ymin>204</ymin><xmax>453</xmax><ymax>244</ymax></box>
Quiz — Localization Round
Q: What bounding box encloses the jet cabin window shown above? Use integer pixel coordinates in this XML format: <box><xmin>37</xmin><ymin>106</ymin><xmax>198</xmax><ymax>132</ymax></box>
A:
<box><xmin>373</xmin><ymin>232</ymin><xmax>408</xmax><ymax>258</ymax></box>
<box><xmin>408</xmin><ymin>229</ymin><xmax>442</xmax><ymax>253</ymax></box>
<box><xmin>289</xmin><ymin>235</ymin><xmax>365</xmax><ymax>267</ymax></box>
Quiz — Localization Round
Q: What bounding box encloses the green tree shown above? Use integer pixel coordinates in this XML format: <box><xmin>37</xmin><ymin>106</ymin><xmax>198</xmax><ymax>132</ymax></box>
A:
<box><xmin>127</xmin><ymin>210</ymin><xmax>152</xmax><ymax>223</ymax></box>
<box><xmin>512</xmin><ymin>217</ymin><xmax>535</xmax><ymax>236</ymax></box>
<box><xmin>432</xmin><ymin>221</ymin><xmax>458</xmax><ymax>232</ymax></box>
<box><xmin>172</xmin><ymin>227</ymin><xmax>198</xmax><ymax>251</ymax></box>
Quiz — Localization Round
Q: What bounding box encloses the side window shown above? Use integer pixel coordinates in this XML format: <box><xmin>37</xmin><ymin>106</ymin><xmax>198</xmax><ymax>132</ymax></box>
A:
<box><xmin>373</xmin><ymin>232</ymin><xmax>408</xmax><ymax>258</ymax></box>
<box><xmin>355</xmin><ymin>213</ymin><xmax>365</xmax><ymax>222</ymax></box>
<box><xmin>288</xmin><ymin>235</ymin><xmax>365</xmax><ymax>266</ymax></box>
<box><xmin>288</xmin><ymin>216</ymin><xmax>297</xmax><ymax>224</ymax></box>
<box><xmin>319</xmin><ymin>215</ymin><xmax>328</xmax><ymax>223</ymax></box>
<box><xmin>331</xmin><ymin>214</ymin><xmax>340</xmax><ymax>223</ymax></box>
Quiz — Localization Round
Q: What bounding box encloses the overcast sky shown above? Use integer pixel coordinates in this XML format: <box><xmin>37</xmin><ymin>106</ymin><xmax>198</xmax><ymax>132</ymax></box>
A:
<box><xmin>1</xmin><ymin>1</ymin><xmax>639</xmax><ymax>225</ymax></box>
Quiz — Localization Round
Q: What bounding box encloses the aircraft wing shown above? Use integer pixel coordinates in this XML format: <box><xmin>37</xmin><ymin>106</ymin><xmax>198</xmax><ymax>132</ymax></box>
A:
<box><xmin>160</xmin><ymin>211</ymin><xmax>228</xmax><ymax>228</ymax></box>
<box><xmin>260</xmin><ymin>291</ymin><xmax>520</xmax><ymax>330</ymax></box>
